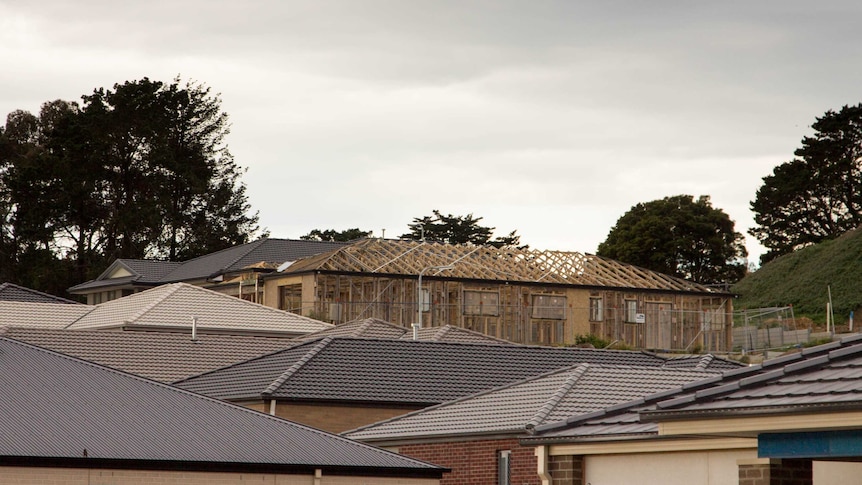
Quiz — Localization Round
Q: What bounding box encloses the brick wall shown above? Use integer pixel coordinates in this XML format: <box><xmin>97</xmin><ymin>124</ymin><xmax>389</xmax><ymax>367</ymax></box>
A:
<box><xmin>548</xmin><ymin>455</ymin><xmax>584</xmax><ymax>485</ymax></box>
<box><xmin>739</xmin><ymin>459</ymin><xmax>812</xmax><ymax>485</ymax></box>
<box><xmin>399</xmin><ymin>438</ymin><xmax>539</xmax><ymax>485</ymax></box>
<box><xmin>0</xmin><ymin>466</ymin><xmax>440</xmax><ymax>485</ymax></box>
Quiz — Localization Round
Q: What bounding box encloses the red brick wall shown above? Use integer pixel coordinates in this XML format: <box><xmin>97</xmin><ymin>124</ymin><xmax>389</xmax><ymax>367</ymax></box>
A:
<box><xmin>399</xmin><ymin>438</ymin><xmax>539</xmax><ymax>485</ymax></box>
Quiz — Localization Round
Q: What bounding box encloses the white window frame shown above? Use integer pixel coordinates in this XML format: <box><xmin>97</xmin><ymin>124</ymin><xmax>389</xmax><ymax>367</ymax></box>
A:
<box><xmin>498</xmin><ymin>450</ymin><xmax>511</xmax><ymax>485</ymax></box>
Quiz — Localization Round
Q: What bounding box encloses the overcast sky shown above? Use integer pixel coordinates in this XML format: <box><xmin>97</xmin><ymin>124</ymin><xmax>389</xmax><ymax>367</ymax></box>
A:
<box><xmin>3</xmin><ymin>1</ymin><xmax>862</xmax><ymax>264</ymax></box>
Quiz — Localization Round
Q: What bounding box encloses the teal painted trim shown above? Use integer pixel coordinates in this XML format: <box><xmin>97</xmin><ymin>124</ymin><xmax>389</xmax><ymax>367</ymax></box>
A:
<box><xmin>760</xmin><ymin>430</ymin><xmax>862</xmax><ymax>458</ymax></box>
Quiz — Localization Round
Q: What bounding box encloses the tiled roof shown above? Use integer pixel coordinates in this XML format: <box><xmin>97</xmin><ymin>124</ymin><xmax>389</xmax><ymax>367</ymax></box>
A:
<box><xmin>68</xmin><ymin>283</ymin><xmax>333</xmax><ymax>335</ymax></box>
<box><xmin>526</xmin><ymin>335</ymin><xmax>862</xmax><ymax>444</ymax></box>
<box><xmin>0</xmin><ymin>282</ymin><xmax>80</xmax><ymax>304</ymax></box>
<box><xmin>660</xmin><ymin>353</ymin><xmax>744</xmax><ymax>372</ymax></box>
<box><xmin>293</xmin><ymin>318</ymin><xmax>513</xmax><ymax>345</ymax></box>
<box><xmin>280</xmin><ymin>239</ymin><xmax>727</xmax><ymax>294</ymax></box>
<box><xmin>118</xmin><ymin>259</ymin><xmax>184</xmax><ymax>282</ymax></box>
<box><xmin>345</xmin><ymin>363</ymin><xmax>715</xmax><ymax>443</ymax></box>
<box><xmin>0</xmin><ymin>301</ymin><xmax>93</xmax><ymax>328</ymax></box>
<box><xmin>160</xmin><ymin>238</ymin><xmax>347</xmax><ymax>282</ymax></box>
<box><xmin>69</xmin><ymin>238</ymin><xmax>347</xmax><ymax>292</ymax></box>
<box><xmin>4</xmin><ymin>327</ymin><xmax>297</xmax><ymax>382</ymax></box>
<box><xmin>0</xmin><ymin>336</ymin><xmax>444</xmax><ymax>476</ymax></box>
<box><xmin>174</xmin><ymin>337</ymin><xmax>675</xmax><ymax>404</ymax></box>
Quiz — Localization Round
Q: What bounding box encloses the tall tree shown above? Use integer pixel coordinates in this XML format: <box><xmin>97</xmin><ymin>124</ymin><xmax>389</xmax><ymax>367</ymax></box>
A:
<box><xmin>0</xmin><ymin>77</ymin><xmax>261</xmax><ymax>292</ymax></box>
<box><xmin>401</xmin><ymin>210</ymin><xmax>521</xmax><ymax>248</ymax></box>
<box><xmin>300</xmin><ymin>228</ymin><xmax>371</xmax><ymax>242</ymax></box>
<box><xmin>751</xmin><ymin>104</ymin><xmax>862</xmax><ymax>263</ymax></box>
<box><xmin>597</xmin><ymin>195</ymin><xmax>747</xmax><ymax>284</ymax></box>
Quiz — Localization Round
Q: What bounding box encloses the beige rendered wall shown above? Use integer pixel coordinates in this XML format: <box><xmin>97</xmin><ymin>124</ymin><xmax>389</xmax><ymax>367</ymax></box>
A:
<box><xmin>274</xmin><ymin>401</ymin><xmax>421</xmax><ymax>433</ymax></box>
<box><xmin>584</xmin><ymin>449</ymin><xmax>756</xmax><ymax>485</ymax></box>
<box><xmin>565</xmin><ymin>288</ymin><xmax>591</xmax><ymax>340</ymax></box>
<box><xmin>0</xmin><ymin>467</ymin><xmax>439</xmax><ymax>485</ymax></box>
<box><xmin>815</xmin><ymin>461</ymin><xmax>862</xmax><ymax>484</ymax></box>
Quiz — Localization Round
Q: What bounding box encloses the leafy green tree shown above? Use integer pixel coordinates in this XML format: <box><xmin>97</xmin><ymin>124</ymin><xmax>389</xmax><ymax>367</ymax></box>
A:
<box><xmin>300</xmin><ymin>228</ymin><xmax>371</xmax><ymax>242</ymax></box>
<box><xmin>0</xmin><ymin>77</ymin><xmax>261</xmax><ymax>293</ymax></box>
<box><xmin>750</xmin><ymin>104</ymin><xmax>862</xmax><ymax>263</ymax></box>
<box><xmin>401</xmin><ymin>210</ymin><xmax>522</xmax><ymax>248</ymax></box>
<box><xmin>597</xmin><ymin>195</ymin><xmax>747</xmax><ymax>284</ymax></box>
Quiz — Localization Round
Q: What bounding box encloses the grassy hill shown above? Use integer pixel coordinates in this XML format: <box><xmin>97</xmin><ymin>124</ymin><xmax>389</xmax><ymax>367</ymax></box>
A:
<box><xmin>732</xmin><ymin>228</ymin><xmax>862</xmax><ymax>323</ymax></box>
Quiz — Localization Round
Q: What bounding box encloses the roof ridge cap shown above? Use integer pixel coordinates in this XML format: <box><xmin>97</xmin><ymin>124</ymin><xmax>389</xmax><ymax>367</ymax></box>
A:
<box><xmin>122</xmin><ymin>283</ymin><xmax>183</xmax><ymax>325</ymax></box>
<box><xmin>696</xmin><ymin>354</ymin><xmax>715</xmax><ymax>370</ymax></box>
<box><xmin>221</xmin><ymin>237</ymin><xmax>268</xmax><ymax>272</ymax></box>
<box><xmin>431</xmin><ymin>325</ymin><xmax>453</xmax><ymax>341</ymax></box>
<box><xmin>527</xmin><ymin>363</ymin><xmax>590</xmax><ymax>429</ymax></box>
<box><xmin>62</xmin><ymin>304</ymin><xmax>98</xmax><ymax>329</ymax></box>
<box><xmin>263</xmin><ymin>337</ymin><xmax>332</xmax><ymax>396</ymax></box>
<box><xmin>355</xmin><ymin>319</ymin><xmax>378</xmax><ymax>337</ymax></box>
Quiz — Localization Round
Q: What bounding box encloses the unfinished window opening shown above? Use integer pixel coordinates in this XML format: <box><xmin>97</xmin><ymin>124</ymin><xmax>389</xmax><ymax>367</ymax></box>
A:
<box><xmin>589</xmin><ymin>297</ymin><xmax>603</xmax><ymax>321</ymax></box>
<box><xmin>531</xmin><ymin>294</ymin><xmax>566</xmax><ymax>320</ymax></box>
<box><xmin>279</xmin><ymin>284</ymin><xmax>303</xmax><ymax>313</ymax></box>
<box><xmin>624</xmin><ymin>299</ymin><xmax>638</xmax><ymax>323</ymax></box>
<box><xmin>463</xmin><ymin>290</ymin><xmax>500</xmax><ymax>316</ymax></box>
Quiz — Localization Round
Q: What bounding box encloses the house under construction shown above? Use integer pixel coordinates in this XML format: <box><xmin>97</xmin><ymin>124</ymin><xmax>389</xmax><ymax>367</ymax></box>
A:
<box><xmin>260</xmin><ymin>239</ymin><xmax>734</xmax><ymax>351</ymax></box>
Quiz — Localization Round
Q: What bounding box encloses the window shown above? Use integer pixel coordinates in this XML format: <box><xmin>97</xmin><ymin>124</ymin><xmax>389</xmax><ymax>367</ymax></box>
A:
<box><xmin>463</xmin><ymin>290</ymin><xmax>500</xmax><ymax>316</ymax></box>
<box><xmin>625</xmin><ymin>299</ymin><xmax>638</xmax><ymax>323</ymax></box>
<box><xmin>589</xmin><ymin>297</ymin><xmax>603</xmax><ymax>321</ymax></box>
<box><xmin>531</xmin><ymin>294</ymin><xmax>566</xmax><ymax>320</ymax></box>
<box><xmin>279</xmin><ymin>284</ymin><xmax>302</xmax><ymax>312</ymax></box>
<box><xmin>498</xmin><ymin>450</ymin><xmax>511</xmax><ymax>485</ymax></box>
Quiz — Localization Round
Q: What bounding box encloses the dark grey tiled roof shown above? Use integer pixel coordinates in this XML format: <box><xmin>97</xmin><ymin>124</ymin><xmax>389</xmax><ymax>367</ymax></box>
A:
<box><xmin>161</xmin><ymin>238</ymin><xmax>347</xmax><ymax>282</ymax></box>
<box><xmin>526</xmin><ymin>334</ymin><xmax>862</xmax><ymax>444</ymax></box>
<box><xmin>4</xmin><ymin>327</ymin><xmax>297</xmax><ymax>382</ymax></box>
<box><xmin>0</xmin><ymin>283</ymin><xmax>80</xmax><ymax>304</ymax></box>
<box><xmin>119</xmin><ymin>259</ymin><xmax>183</xmax><ymax>282</ymax></box>
<box><xmin>175</xmin><ymin>337</ymin><xmax>674</xmax><ymax>404</ymax></box>
<box><xmin>345</xmin><ymin>363</ymin><xmax>715</xmax><ymax>443</ymax></box>
<box><xmin>661</xmin><ymin>354</ymin><xmax>744</xmax><ymax>372</ymax></box>
<box><xmin>0</xmin><ymin>336</ymin><xmax>444</xmax><ymax>476</ymax></box>
<box><xmin>69</xmin><ymin>239</ymin><xmax>347</xmax><ymax>292</ymax></box>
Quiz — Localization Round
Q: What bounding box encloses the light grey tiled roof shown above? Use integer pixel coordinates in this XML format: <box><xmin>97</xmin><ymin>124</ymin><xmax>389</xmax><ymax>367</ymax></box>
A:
<box><xmin>0</xmin><ymin>283</ymin><xmax>80</xmax><ymax>304</ymax></box>
<box><xmin>293</xmin><ymin>318</ymin><xmax>512</xmax><ymax>345</ymax></box>
<box><xmin>0</xmin><ymin>336</ymin><xmax>444</xmax><ymax>476</ymax></box>
<box><xmin>345</xmin><ymin>364</ymin><xmax>714</xmax><ymax>442</ymax></box>
<box><xmin>0</xmin><ymin>301</ymin><xmax>93</xmax><ymax>328</ymax></box>
<box><xmin>174</xmin><ymin>337</ymin><xmax>674</xmax><ymax>403</ymax></box>
<box><xmin>4</xmin><ymin>327</ymin><xmax>297</xmax><ymax>382</ymax></box>
<box><xmin>68</xmin><ymin>283</ymin><xmax>333</xmax><ymax>335</ymax></box>
<box><xmin>526</xmin><ymin>334</ymin><xmax>862</xmax><ymax>444</ymax></box>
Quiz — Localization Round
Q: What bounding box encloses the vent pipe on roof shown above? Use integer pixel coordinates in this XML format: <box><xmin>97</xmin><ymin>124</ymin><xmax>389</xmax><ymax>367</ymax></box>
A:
<box><xmin>412</xmin><ymin>322</ymin><xmax>420</xmax><ymax>341</ymax></box>
<box><xmin>191</xmin><ymin>316</ymin><xmax>198</xmax><ymax>341</ymax></box>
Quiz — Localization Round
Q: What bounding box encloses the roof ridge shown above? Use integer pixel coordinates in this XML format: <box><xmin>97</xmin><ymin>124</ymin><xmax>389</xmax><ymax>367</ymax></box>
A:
<box><xmin>526</xmin><ymin>363</ymin><xmax>590</xmax><ymax>429</ymax></box>
<box><xmin>696</xmin><ymin>354</ymin><xmax>715</xmax><ymax>370</ymax></box>
<box><xmin>431</xmin><ymin>325</ymin><xmax>453</xmax><ymax>341</ymax></box>
<box><xmin>355</xmin><ymin>318</ymin><xmax>380</xmax><ymax>337</ymax></box>
<box><xmin>219</xmin><ymin>238</ymin><xmax>269</xmax><ymax>274</ymax></box>
<box><xmin>122</xmin><ymin>282</ymin><xmax>185</xmax><ymax>325</ymax></box>
<box><xmin>263</xmin><ymin>337</ymin><xmax>333</xmax><ymax>396</ymax></box>
<box><xmin>62</xmin><ymin>305</ymin><xmax>98</xmax><ymax>329</ymax></box>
